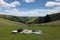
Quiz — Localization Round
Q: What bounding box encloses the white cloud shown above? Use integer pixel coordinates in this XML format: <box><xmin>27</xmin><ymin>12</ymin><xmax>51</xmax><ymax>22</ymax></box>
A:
<box><xmin>45</xmin><ymin>1</ymin><xmax>60</xmax><ymax>7</ymax></box>
<box><xmin>45</xmin><ymin>1</ymin><xmax>56</xmax><ymax>7</ymax></box>
<box><xmin>55</xmin><ymin>0</ymin><xmax>60</xmax><ymax>1</ymax></box>
<box><xmin>5</xmin><ymin>7</ymin><xmax>60</xmax><ymax>17</ymax></box>
<box><xmin>24</xmin><ymin>0</ymin><xmax>35</xmax><ymax>3</ymax></box>
<box><xmin>10</xmin><ymin>1</ymin><xmax>20</xmax><ymax>7</ymax></box>
<box><xmin>0</xmin><ymin>0</ymin><xmax>20</xmax><ymax>8</ymax></box>
<box><xmin>40</xmin><ymin>7</ymin><xmax>60</xmax><ymax>15</ymax></box>
<box><xmin>5</xmin><ymin>8</ymin><xmax>40</xmax><ymax>17</ymax></box>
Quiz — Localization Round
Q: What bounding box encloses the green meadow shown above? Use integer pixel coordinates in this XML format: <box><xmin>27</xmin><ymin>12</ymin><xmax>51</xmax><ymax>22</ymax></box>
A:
<box><xmin>0</xmin><ymin>18</ymin><xmax>60</xmax><ymax>40</ymax></box>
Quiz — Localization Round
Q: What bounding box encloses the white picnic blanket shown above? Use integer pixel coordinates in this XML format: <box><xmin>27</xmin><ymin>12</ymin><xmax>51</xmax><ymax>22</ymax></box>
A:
<box><xmin>12</xmin><ymin>29</ymin><xmax>43</xmax><ymax>34</ymax></box>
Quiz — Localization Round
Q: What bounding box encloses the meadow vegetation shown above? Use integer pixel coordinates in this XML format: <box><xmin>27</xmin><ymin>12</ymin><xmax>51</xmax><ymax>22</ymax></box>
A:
<box><xmin>0</xmin><ymin>18</ymin><xmax>60</xmax><ymax>40</ymax></box>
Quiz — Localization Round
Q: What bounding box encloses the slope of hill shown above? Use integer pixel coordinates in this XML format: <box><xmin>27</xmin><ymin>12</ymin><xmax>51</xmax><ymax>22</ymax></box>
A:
<box><xmin>50</xmin><ymin>13</ymin><xmax>60</xmax><ymax>21</ymax></box>
<box><xmin>0</xmin><ymin>18</ymin><xmax>26</xmax><ymax>27</ymax></box>
<box><xmin>0</xmin><ymin>12</ymin><xmax>60</xmax><ymax>24</ymax></box>
<box><xmin>44</xmin><ymin>20</ymin><xmax>60</xmax><ymax>25</ymax></box>
<box><xmin>0</xmin><ymin>14</ymin><xmax>38</xmax><ymax>24</ymax></box>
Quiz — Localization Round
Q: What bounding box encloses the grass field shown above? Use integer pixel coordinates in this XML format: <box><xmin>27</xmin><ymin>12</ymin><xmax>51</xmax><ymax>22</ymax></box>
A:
<box><xmin>0</xmin><ymin>18</ymin><xmax>60</xmax><ymax>40</ymax></box>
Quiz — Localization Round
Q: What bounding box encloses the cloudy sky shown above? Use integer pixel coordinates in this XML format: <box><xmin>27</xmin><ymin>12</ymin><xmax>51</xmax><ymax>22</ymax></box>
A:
<box><xmin>0</xmin><ymin>0</ymin><xmax>60</xmax><ymax>17</ymax></box>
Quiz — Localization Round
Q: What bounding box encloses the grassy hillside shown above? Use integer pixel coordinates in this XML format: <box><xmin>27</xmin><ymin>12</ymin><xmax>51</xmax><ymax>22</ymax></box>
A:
<box><xmin>0</xmin><ymin>18</ymin><xmax>60</xmax><ymax>40</ymax></box>
<box><xmin>0</xmin><ymin>13</ymin><xmax>60</xmax><ymax>24</ymax></box>
<box><xmin>0</xmin><ymin>18</ymin><xmax>27</xmax><ymax>27</ymax></box>
<box><xmin>44</xmin><ymin>20</ymin><xmax>60</xmax><ymax>25</ymax></box>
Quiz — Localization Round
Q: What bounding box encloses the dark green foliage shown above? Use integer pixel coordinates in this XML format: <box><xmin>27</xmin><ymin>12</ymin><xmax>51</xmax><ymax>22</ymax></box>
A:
<box><xmin>50</xmin><ymin>13</ymin><xmax>60</xmax><ymax>21</ymax></box>
<box><xmin>32</xmin><ymin>17</ymin><xmax>45</xmax><ymax>24</ymax></box>
<box><xmin>10</xmin><ymin>16</ymin><xmax>20</xmax><ymax>22</ymax></box>
<box><xmin>44</xmin><ymin>14</ymin><xmax>51</xmax><ymax>23</ymax></box>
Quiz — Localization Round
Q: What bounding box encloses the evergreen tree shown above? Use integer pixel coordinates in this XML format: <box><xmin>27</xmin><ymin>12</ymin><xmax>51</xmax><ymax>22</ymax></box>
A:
<box><xmin>44</xmin><ymin>14</ymin><xmax>51</xmax><ymax>23</ymax></box>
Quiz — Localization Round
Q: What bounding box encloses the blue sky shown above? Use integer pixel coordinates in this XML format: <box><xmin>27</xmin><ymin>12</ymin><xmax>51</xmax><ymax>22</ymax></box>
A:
<box><xmin>0</xmin><ymin>0</ymin><xmax>60</xmax><ymax>17</ymax></box>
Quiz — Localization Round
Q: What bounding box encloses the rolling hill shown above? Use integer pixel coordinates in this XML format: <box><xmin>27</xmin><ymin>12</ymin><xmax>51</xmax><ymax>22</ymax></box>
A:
<box><xmin>0</xmin><ymin>12</ymin><xmax>60</xmax><ymax>24</ymax></box>
<box><xmin>0</xmin><ymin>18</ymin><xmax>26</xmax><ymax>27</ymax></box>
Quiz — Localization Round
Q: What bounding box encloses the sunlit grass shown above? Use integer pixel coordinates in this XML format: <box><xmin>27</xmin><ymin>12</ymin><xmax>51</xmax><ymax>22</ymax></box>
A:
<box><xmin>0</xmin><ymin>18</ymin><xmax>60</xmax><ymax>40</ymax></box>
